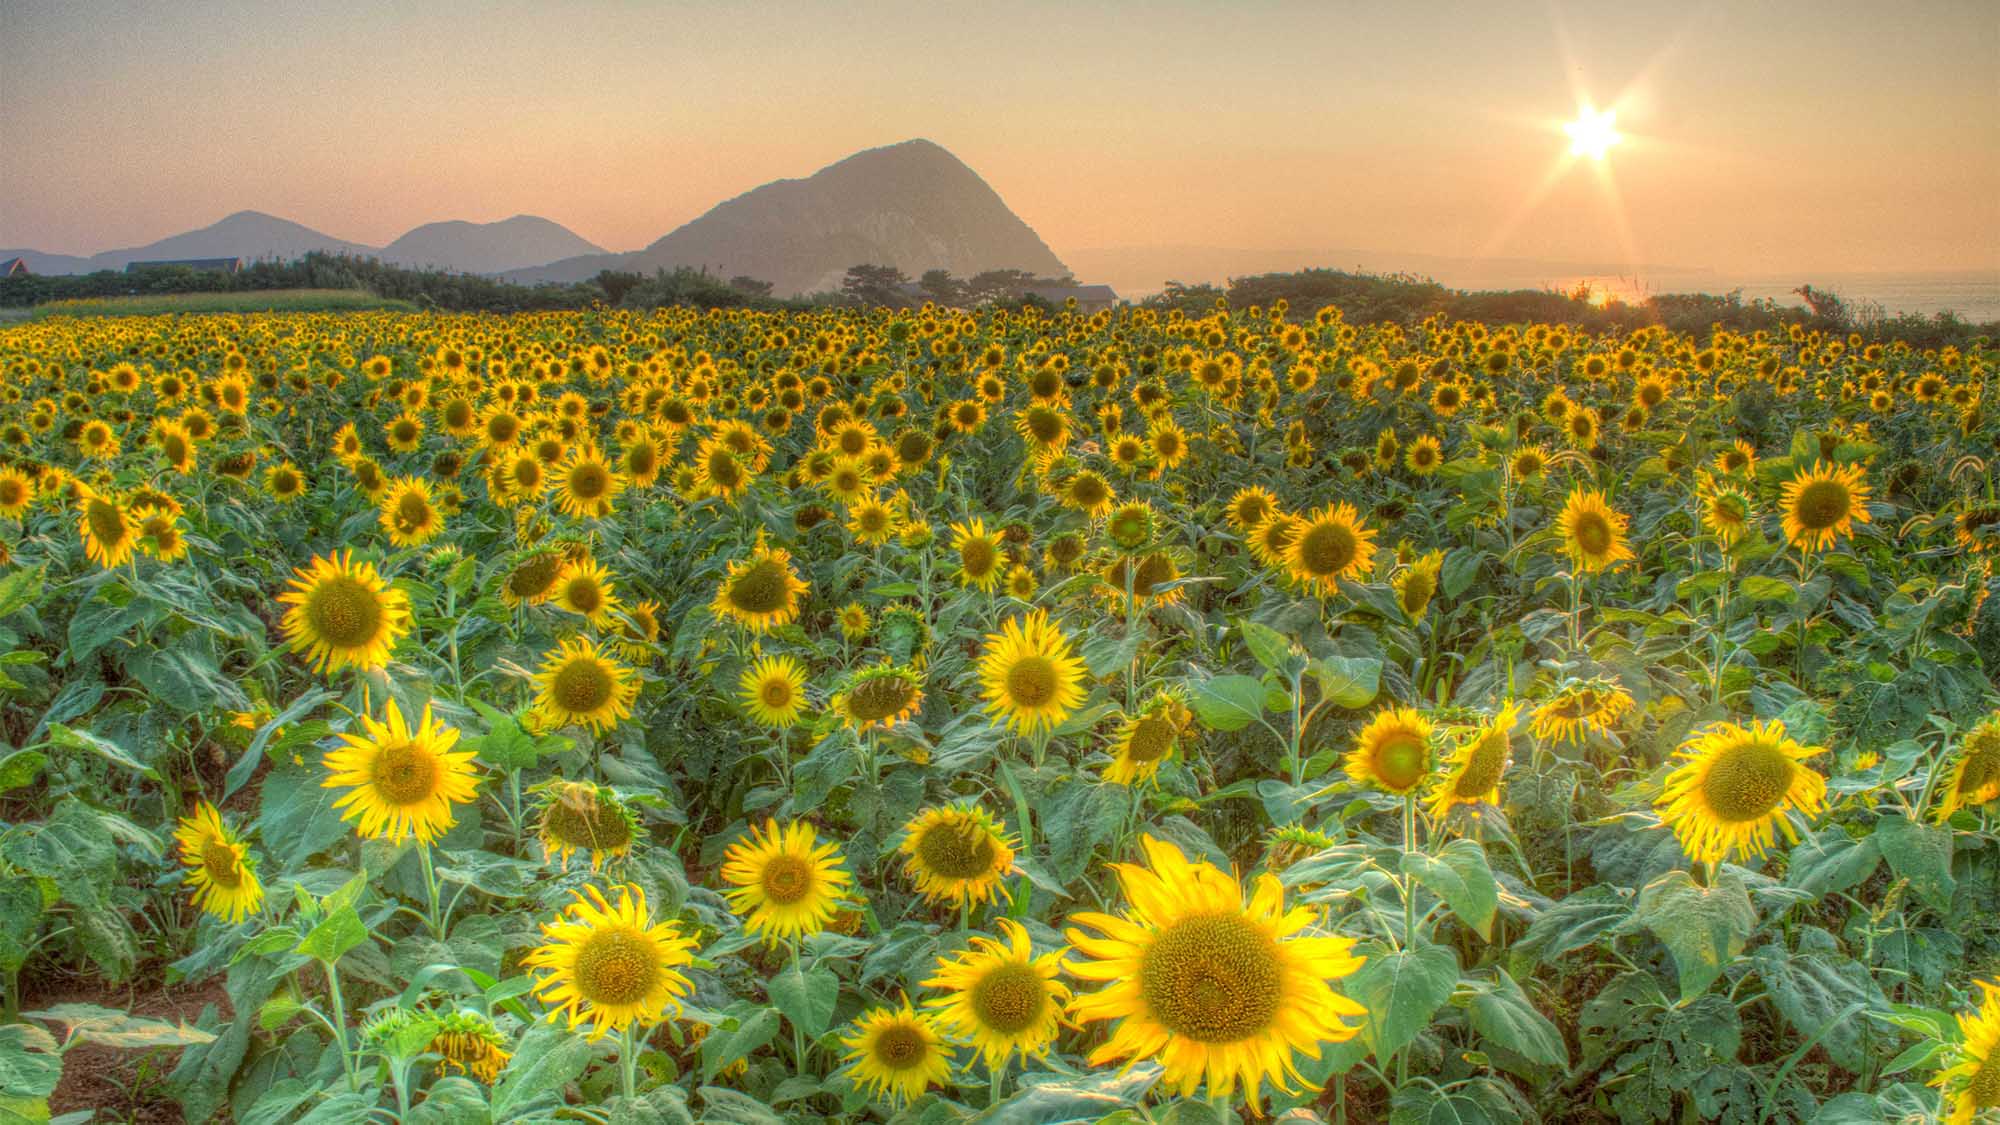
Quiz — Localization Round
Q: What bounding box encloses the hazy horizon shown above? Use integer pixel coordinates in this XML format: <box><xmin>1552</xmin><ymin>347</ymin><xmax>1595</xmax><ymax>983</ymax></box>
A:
<box><xmin>3</xmin><ymin>0</ymin><xmax>1997</xmax><ymax>280</ymax></box>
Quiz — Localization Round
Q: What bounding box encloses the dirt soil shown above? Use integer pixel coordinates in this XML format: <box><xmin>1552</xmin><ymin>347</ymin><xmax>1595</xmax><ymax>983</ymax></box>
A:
<box><xmin>28</xmin><ymin>972</ymin><xmax>232</xmax><ymax>1125</ymax></box>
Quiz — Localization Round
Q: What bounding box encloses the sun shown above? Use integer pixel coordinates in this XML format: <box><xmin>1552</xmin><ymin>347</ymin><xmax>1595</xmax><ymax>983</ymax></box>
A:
<box><xmin>1564</xmin><ymin>106</ymin><xmax>1621</xmax><ymax>159</ymax></box>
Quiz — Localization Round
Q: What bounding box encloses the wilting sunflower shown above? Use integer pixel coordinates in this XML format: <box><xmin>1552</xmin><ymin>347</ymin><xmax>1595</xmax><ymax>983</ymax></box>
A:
<box><xmin>720</xmin><ymin>819</ymin><xmax>853</xmax><ymax>945</ymax></box>
<box><xmin>976</xmin><ymin>610</ymin><xmax>1087</xmax><ymax>736</ymax></box>
<box><xmin>951</xmin><ymin>517</ymin><xmax>1006</xmax><ymax>593</ymax></box>
<box><xmin>1656</xmin><ymin>719</ymin><xmax>1828</xmax><ymax>865</ymax></box>
<box><xmin>1529</xmin><ymin>679</ymin><xmax>1634</xmax><ymax>745</ymax></box>
<box><xmin>525</xmin><ymin>883</ymin><xmax>697</xmax><ymax>1041</ymax></box>
<box><xmin>899</xmin><ymin>805</ymin><xmax>1016</xmax><ymax>908</ymax></box>
<box><xmin>1556</xmin><ymin>487</ymin><xmax>1636</xmax><ymax>573</ymax></box>
<box><xmin>1344</xmin><ymin>707</ymin><xmax>1435</xmax><ymax>796</ymax></box>
<box><xmin>278</xmin><ymin>551</ymin><xmax>412</xmax><ymax>674</ymax></box>
<box><xmin>1426</xmin><ymin>704</ymin><xmax>1518</xmax><ymax>820</ymax></box>
<box><xmin>77</xmin><ymin>488</ymin><xmax>137</xmax><ymax>568</ymax></box>
<box><xmin>1395</xmin><ymin>549</ymin><xmax>1444</xmax><ymax>618</ymax></box>
<box><xmin>379</xmin><ymin>477</ymin><xmax>444</xmax><ymax>547</ymax></box>
<box><xmin>427</xmin><ymin>1011</ymin><xmax>512</xmax><ymax>1083</ymax></box>
<box><xmin>923</xmin><ymin>919</ymin><xmax>1070</xmax><ymax>1067</ymax></box>
<box><xmin>1934</xmin><ymin>979</ymin><xmax>2000</xmax><ymax>1125</ymax></box>
<box><xmin>1104</xmin><ymin>690</ymin><xmax>1192</xmax><ymax>785</ymax></box>
<box><xmin>1779</xmin><ymin>461</ymin><xmax>1872</xmax><ymax>552</ymax></box>
<box><xmin>832</xmin><ymin>663</ymin><xmax>924</xmax><ymax>733</ymax></box>
<box><xmin>840</xmin><ymin>1003</ymin><xmax>953</xmax><ymax>1106</ymax></box>
<box><xmin>535</xmin><ymin>778</ymin><xmax>638</xmax><ymax>870</ymax></box>
<box><xmin>173</xmin><ymin>803</ymin><xmax>263</xmax><ymax>923</ymax></box>
<box><xmin>554</xmin><ymin>445</ymin><xmax>625</xmax><ymax>519</ymax></box>
<box><xmin>1065</xmin><ymin>836</ymin><xmax>1367</xmax><ymax>1107</ymax></box>
<box><xmin>1283</xmin><ymin>502</ymin><xmax>1378</xmax><ymax>596</ymax></box>
<box><xmin>532</xmin><ymin>636</ymin><xmax>639</xmax><ymax>733</ymax></box>
<box><xmin>739</xmin><ymin>654</ymin><xmax>809</xmax><ymax>729</ymax></box>
<box><xmin>322</xmin><ymin>699</ymin><xmax>478</xmax><ymax>844</ymax></box>
<box><xmin>1935</xmin><ymin>712</ymin><xmax>2000</xmax><ymax>822</ymax></box>
<box><xmin>711</xmin><ymin>540</ymin><xmax>809</xmax><ymax>633</ymax></box>
<box><xmin>499</xmin><ymin>549</ymin><xmax>565</xmax><ymax>608</ymax></box>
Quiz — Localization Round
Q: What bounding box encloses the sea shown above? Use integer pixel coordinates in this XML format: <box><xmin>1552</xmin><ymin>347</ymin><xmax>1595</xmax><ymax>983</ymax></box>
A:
<box><xmin>1530</xmin><ymin>271</ymin><xmax>2000</xmax><ymax>325</ymax></box>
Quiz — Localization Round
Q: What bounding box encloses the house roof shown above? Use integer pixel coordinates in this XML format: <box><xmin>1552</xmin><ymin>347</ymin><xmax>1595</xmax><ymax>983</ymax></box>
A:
<box><xmin>0</xmin><ymin>257</ymin><xmax>26</xmax><ymax>276</ymax></box>
<box><xmin>1024</xmin><ymin>283</ymin><xmax>1119</xmax><ymax>303</ymax></box>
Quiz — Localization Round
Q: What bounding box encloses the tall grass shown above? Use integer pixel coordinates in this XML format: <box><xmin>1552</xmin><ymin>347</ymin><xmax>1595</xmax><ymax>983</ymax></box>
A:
<box><xmin>32</xmin><ymin>289</ymin><xmax>415</xmax><ymax>318</ymax></box>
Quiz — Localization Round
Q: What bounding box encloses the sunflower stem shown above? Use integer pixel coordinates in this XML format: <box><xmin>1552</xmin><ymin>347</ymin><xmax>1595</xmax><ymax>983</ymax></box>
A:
<box><xmin>790</xmin><ymin>939</ymin><xmax>809</xmax><ymax>1069</ymax></box>
<box><xmin>323</xmin><ymin>960</ymin><xmax>359</xmax><ymax>1093</ymax></box>
<box><xmin>418</xmin><ymin>840</ymin><xmax>445</xmax><ymax>940</ymax></box>
<box><xmin>988</xmin><ymin>1054</ymin><xmax>1007</xmax><ymax>1107</ymax></box>
<box><xmin>619</xmin><ymin>1022</ymin><xmax>640</xmax><ymax>1101</ymax></box>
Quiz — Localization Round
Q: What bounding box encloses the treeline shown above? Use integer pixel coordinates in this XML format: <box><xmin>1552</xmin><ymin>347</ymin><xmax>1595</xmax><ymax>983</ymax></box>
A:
<box><xmin>0</xmin><ymin>253</ymin><xmax>816</xmax><ymax>313</ymax></box>
<box><xmin>1145</xmin><ymin>269</ymin><xmax>1995</xmax><ymax>349</ymax></box>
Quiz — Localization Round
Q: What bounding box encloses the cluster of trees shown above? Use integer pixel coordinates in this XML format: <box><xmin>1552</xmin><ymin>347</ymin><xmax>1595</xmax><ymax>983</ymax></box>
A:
<box><xmin>838</xmin><ymin>265</ymin><xmax>1078</xmax><ymax>308</ymax></box>
<box><xmin>1143</xmin><ymin>268</ymin><xmax>1994</xmax><ymax>349</ymax></box>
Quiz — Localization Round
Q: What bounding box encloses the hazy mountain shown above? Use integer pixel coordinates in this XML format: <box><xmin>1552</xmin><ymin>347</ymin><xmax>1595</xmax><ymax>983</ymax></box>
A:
<box><xmin>507</xmin><ymin>139</ymin><xmax>1069</xmax><ymax>295</ymax></box>
<box><xmin>378</xmin><ymin>215</ymin><xmax>604</xmax><ymax>274</ymax></box>
<box><xmin>7</xmin><ymin>210</ymin><xmax>600</xmax><ymax>276</ymax></box>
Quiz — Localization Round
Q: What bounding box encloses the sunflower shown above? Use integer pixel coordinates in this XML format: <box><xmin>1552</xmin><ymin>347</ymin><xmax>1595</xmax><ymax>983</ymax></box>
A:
<box><xmin>553</xmin><ymin>558</ymin><xmax>623</xmax><ymax>628</ymax></box>
<box><xmin>899</xmin><ymin>805</ymin><xmax>1017</xmax><ymax>908</ymax></box>
<box><xmin>1061</xmin><ymin>469</ymin><xmax>1116</xmax><ymax>518</ymax></box>
<box><xmin>615</xmin><ymin>599</ymin><xmax>662</xmax><ymax>664</ymax></box>
<box><xmin>1065</xmin><ymin>836</ymin><xmax>1366</xmax><ymax>1107</ymax></box>
<box><xmin>711</xmin><ymin>540</ymin><xmax>809</xmax><ymax>633</ymax></box>
<box><xmin>1529</xmin><ymin>679</ymin><xmax>1634</xmax><ymax>745</ymax></box>
<box><xmin>531</xmin><ymin>636</ymin><xmax>639</xmax><ymax>733</ymax></box>
<box><xmin>1934</xmin><ymin>980</ymin><xmax>2000</xmax><ymax>1125</ymax></box>
<box><xmin>265</xmin><ymin>461</ymin><xmax>307</xmax><ymax>502</ymax></box>
<box><xmin>278</xmin><ymin>551</ymin><xmax>412</xmax><ymax>674</ymax></box>
<box><xmin>1556</xmin><ymin>487</ymin><xmax>1636</xmax><ymax>573</ymax></box>
<box><xmin>1405</xmin><ymin>434</ymin><xmax>1443</xmax><ymax>475</ymax></box>
<box><xmin>1225</xmin><ymin>487</ymin><xmax>1279</xmax><ymax>535</ymax></box>
<box><xmin>1780</xmin><ymin>461</ymin><xmax>1872</xmax><ymax>552</ymax></box>
<box><xmin>1283</xmin><ymin>502</ymin><xmax>1378</xmax><ymax>596</ymax></box>
<box><xmin>132</xmin><ymin>502</ymin><xmax>186</xmax><ymax>563</ymax></box>
<box><xmin>1248</xmin><ymin>513</ymin><xmax>1301</xmax><ymax>567</ymax></box>
<box><xmin>846</xmin><ymin>496</ymin><xmax>898</xmax><ymax>546</ymax></box>
<box><xmin>1697</xmin><ymin>471</ymin><xmax>1754</xmax><ymax>547</ymax></box>
<box><xmin>0</xmin><ymin>468</ymin><xmax>31</xmax><ymax>519</ymax></box>
<box><xmin>1934</xmin><ymin>712</ymin><xmax>2000</xmax><ymax>822</ymax></box>
<box><xmin>739</xmin><ymin>654</ymin><xmax>809</xmax><ymax>729</ymax></box>
<box><xmin>1344</xmin><ymin>707</ymin><xmax>1435</xmax><ymax>796</ymax></box>
<box><xmin>1104</xmin><ymin>690</ymin><xmax>1192</xmax><ymax>785</ymax></box>
<box><xmin>976</xmin><ymin>610</ymin><xmax>1087</xmax><ymax>737</ymax></box>
<box><xmin>525</xmin><ymin>883</ymin><xmax>697</xmax><ymax>1041</ymax></box>
<box><xmin>1394</xmin><ymin>549</ymin><xmax>1444</xmax><ymax>618</ymax></box>
<box><xmin>832</xmin><ymin>663</ymin><xmax>925</xmax><ymax>733</ymax></box>
<box><xmin>1510</xmin><ymin>444</ymin><xmax>1549</xmax><ymax>481</ymax></box>
<box><xmin>322</xmin><ymin>699</ymin><xmax>478</xmax><ymax>844</ymax></box>
<box><xmin>499</xmin><ymin>549</ymin><xmax>565</xmax><ymax>608</ymax></box>
<box><xmin>840</xmin><ymin>1003</ymin><xmax>953</xmax><ymax>1106</ymax></box>
<box><xmin>173</xmin><ymin>803</ymin><xmax>263</xmax><ymax>923</ymax></box>
<box><xmin>553</xmin><ymin>445</ymin><xmax>625</xmax><ymax>519</ymax></box>
<box><xmin>1656</xmin><ymin>719</ymin><xmax>1828</xmax><ymax>865</ymax></box>
<box><xmin>77</xmin><ymin>488</ymin><xmax>137</xmax><ymax>568</ymax></box>
<box><xmin>535</xmin><ymin>778</ymin><xmax>638</xmax><ymax>870</ymax></box>
<box><xmin>951</xmin><ymin>517</ymin><xmax>1005</xmax><ymax>593</ymax></box>
<box><xmin>923</xmin><ymin>919</ymin><xmax>1070</xmax><ymax>1067</ymax></box>
<box><xmin>379</xmin><ymin>476</ymin><xmax>444</xmax><ymax>547</ymax></box>
<box><xmin>720</xmin><ymin>819</ymin><xmax>853</xmax><ymax>945</ymax></box>
<box><xmin>1426</xmin><ymin>704</ymin><xmax>1518</xmax><ymax>820</ymax></box>
<box><xmin>427</xmin><ymin>1011</ymin><xmax>512</xmax><ymax>1083</ymax></box>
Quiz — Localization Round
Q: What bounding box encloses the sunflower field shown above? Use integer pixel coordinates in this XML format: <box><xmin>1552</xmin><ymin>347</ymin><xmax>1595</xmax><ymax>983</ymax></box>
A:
<box><xmin>0</xmin><ymin>302</ymin><xmax>1996</xmax><ymax>1125</ymax></box>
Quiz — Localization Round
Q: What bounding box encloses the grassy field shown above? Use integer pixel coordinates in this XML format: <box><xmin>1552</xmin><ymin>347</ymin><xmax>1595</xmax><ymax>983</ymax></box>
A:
<box><xmin>30</xmin><ymin>288</ymin><xmax>415</xmax><ymax>318</ymax></box>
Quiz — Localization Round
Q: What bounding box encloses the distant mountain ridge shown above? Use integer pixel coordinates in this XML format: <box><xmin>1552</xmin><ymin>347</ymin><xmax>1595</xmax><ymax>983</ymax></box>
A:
<box><xmin>3</xmin><ymin>210</ymin><xmax>604</xmax><ymax>277</ymax></box>
<box><xmin>504</xmin><ymin>139</ymin><xmax>1069</xmax><ymax>295</ymax></box>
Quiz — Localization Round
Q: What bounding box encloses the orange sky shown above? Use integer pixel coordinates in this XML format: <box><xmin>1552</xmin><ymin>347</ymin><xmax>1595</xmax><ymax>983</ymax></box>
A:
<box><xmin>3</xmin><ymin>0</ymin><xmax>1996</xmax><ymax>276</ymax></box>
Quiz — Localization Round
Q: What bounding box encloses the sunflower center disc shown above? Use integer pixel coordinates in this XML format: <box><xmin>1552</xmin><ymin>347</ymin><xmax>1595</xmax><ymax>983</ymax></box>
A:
<box><xmin>960</xmin><ymin>539</ymin><xmax>996</xmax><ymax>578</ymax></box>
<box><xmin>1140</xmin><ymin>913</ymin><xmax>1283</xmax><ymax>1043</ymax></box>
<box><xmin>397</xmin><ymin>493</ymin><xmax>431</xmax><ymax>527</ymax></box>
<box><xmin>564</xmin><ymin>580</ymin><xmax>603</xmax><ymax>614</ymax></box>
<box><xmin>871</xmin><ymin>1026</ymin><xmax>928</xmax><ymax>1070</ymax></box>
<box><xmin>1794</xmin><ymin>480</ymin><xmax>1851</xmax><ymax>530</ymax></box>
<box><xmin>200</xmin><ymin>840</ymin><xmax>243</xmax><ymax>887</ymax></box>
<box><xmin>373</xmin><ymin>743</ymin><xmax>439</xmax><ymax>806</ymax></box>
<box><xmin>1572</xmin><ymin>513</ymin><xmax>1612</xmax><ymax>556</ymax></box>
<box><xmin>1454</xmin><ymin>731</ymin><xmax>1509</xmax><ymax>797</ymax></box>
<box><xmin>1970</xmin><ymin>1057</ymin><xmax>2000</xmax><ymax>1109</ymax></box>
<box><xmin>728</xmin><ymin>560</ymin><xmax>789</xmax><ymax>614</ymax></box>
<box><xmin>1125</xmin><ymin>717</ymin><xmax>1177</xmax><ymax>764</ymax></box>
<box><xmin>1374</xmin><ymin>734</ymin><xmax>1429</xmax><ymax>791</ymax></box>
<box><xmin>1299</xmin><ymin>521</ymin><xmax>1357</xmax><ymax>576</ymax></box>
<box><xmin>570</xmin><ymin>464</ymin><xmax>609</xmax><ymax>499</ymax></box>
<box><xmin>553</xmin><ymin>658</ymin><xmax>614</xmax><ymax>713</ymax></box>
<box><xmin>307</xmin><ymin>576</ymin><xmax>384</xmax><ymax>648</ymax></box>
<box><xmin>971</xmin><ymin>962</ymin><xmax>1047</xmax><ymax>1034</ymax></box>
<box><xmin>510</xmin><ymin>555</ymin><xmax>561</xmax><ymax>598</ymax></box>
<box><xmin>86</xmin><ymin>499</ymin><xmax>126</xmax><ymax>547</ymax></box>
<box><xmin>916</xmin><ymin>820</ymin><xmax>997</xmax><ymax>879</ymax></box>
<box><xmin>1701</xmin><ymin>739</ymin><xmax>1795</xmax><ymax>823</ymax></box>
<box><xmin>1004</xmin><ymin>656</ymin><xmax>1058</xmax><ymax>710</ymax></box>
<box><xmin>760</xmin><ymin>854</ymin><xmax>814</xmax><ymax>904</ymax></box>
<box><xmin>760</xmin><ymin>678</ymin><xmax>794</xmax><ymax>709</ymax></box>
<box><xmin>573</xmin><ymin>927</ymin><xmax>660</xmax><ymax>1006</ymax></box>
<box><xmin>847</xmin><ymin>675</ymin><xmax>916</xmax><ymax>722</ymax></box>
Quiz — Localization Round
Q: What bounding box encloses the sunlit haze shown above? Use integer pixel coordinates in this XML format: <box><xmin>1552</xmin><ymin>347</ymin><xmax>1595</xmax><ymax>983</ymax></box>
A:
<box><xmin>3</xmin><ymin>0</ymin><xmax>1996</xmax><ymax>284</ymax></box>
